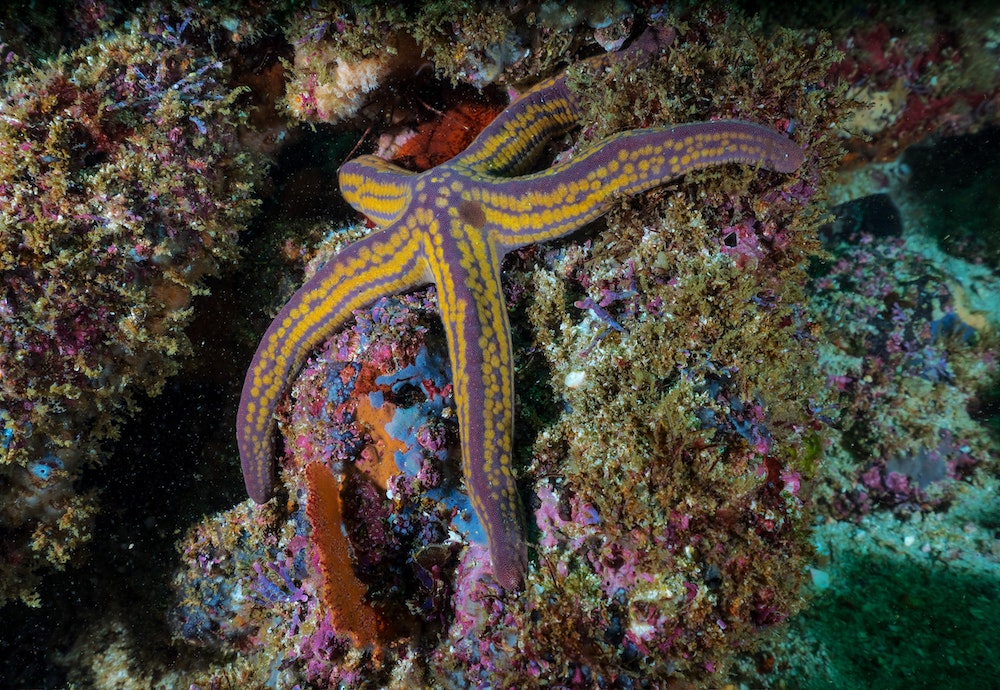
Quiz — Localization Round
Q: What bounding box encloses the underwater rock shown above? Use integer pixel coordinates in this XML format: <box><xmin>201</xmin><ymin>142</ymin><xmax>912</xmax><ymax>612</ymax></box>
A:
<box><xmin>0</xmin><ymin>15</ymin><xmax>262</xmax><ymax>605</ymax></box>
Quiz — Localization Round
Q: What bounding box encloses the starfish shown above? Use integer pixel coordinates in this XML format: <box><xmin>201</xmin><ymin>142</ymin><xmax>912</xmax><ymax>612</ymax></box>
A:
<box><xmin>237</xmin><ymin>27</ymin><xmax>804</xmax><ymax>591</ymax></box>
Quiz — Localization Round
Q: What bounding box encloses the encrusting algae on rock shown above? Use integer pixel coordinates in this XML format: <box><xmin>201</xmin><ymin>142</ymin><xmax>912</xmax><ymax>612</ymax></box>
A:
<box><xmin>438</xmin><ymin>12</ymin><xmax>845</xmax><ymax>683</ymax></box>
<box><xmin>0</xmin><ymin>15</ymin><xmax>262</xmax><ymax>606</ymax></box>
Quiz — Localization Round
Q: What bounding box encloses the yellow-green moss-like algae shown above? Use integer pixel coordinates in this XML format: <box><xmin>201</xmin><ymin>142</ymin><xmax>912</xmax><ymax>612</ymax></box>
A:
<box><xmin>0</xmin><ymin>21</ymin><xmax>262</xmax><ymax>605</ymax></box>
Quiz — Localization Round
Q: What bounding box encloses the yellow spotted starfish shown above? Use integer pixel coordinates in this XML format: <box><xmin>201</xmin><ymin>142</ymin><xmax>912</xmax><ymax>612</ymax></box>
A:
<box><xmin>237</xmin><ymin>27</ymin><xmax>804</xmax><ymax>591</ymax></box>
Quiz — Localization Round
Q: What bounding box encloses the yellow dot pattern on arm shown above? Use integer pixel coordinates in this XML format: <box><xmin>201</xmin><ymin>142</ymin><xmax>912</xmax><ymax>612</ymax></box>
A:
<box><xmin>237</xmin><ymin>225</ymin><xmax>431</xmax><ymax>503</ymax></box>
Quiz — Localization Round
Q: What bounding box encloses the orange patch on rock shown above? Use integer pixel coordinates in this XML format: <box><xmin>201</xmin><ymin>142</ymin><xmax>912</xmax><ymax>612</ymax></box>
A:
<box><xmin>305</xmin><ymin>461</ymin><xmax>388</xmax><ymax>649</ymax></box>
<box><xmin>354</xmin><ymin>395</ymin><xmax>405</xmax><ymax>490</ymax></box>
<box><xmin>394</xmin><ymin>100</ymin><xmax>504</xmax><ymax>171</ymax></box>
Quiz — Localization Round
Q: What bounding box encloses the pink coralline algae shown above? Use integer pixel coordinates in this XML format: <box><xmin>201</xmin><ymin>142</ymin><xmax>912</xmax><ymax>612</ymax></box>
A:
<box><xmin>833</xmin><ymin>16</ymin><xmax>1000</xmax><ymax>164</ymax></box>
<box><xmin>281</xmin><ymin>284</ymin><xmax>471</xmax><ymax>606</ymax></box>
<box><xmin>810</xmin><ymin>228</ymin><xmax>995</xmax><ymax>520</ymax></box>
<box><xmin>0</xmin><ymin>18</ymin><xmax>261</xmax><ymax>605</ymax></box>
<box><xmin>172</xmin><ymin>282</ymin><xmax>472</xmax><ymax>686</ymax></box>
